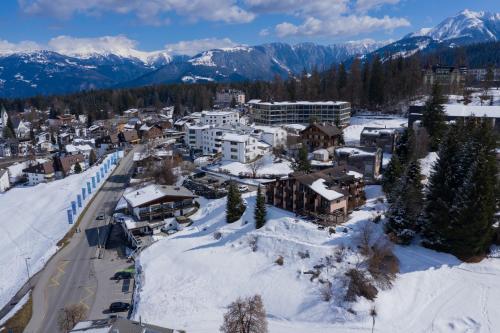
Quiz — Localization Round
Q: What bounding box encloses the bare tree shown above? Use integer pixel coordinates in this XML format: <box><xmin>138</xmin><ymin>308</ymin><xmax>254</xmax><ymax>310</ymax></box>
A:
<box><xmin>248</xmin><ymin>157</ymin><xmax>265</xmax><ymax>178</ymax></box>
<box><xmin>57</xmin><ymin>304</ymin><xmax>87</xmax><ymax>332</ymax></box>
<box><xmin>220</xmin><ymin>295</ymin><xmax>268</xmax><ymax>333</ymax></box>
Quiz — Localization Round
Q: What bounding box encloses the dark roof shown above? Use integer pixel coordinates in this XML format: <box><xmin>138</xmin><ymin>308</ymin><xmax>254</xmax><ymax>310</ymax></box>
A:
<box><xmin>302</xmin><ymin>123</ymin><xmax>342</xmax><ymax>137</ymax></box>
<box><xmin>23</xmin><ymin>161</ymin><xmax>54</xmax><ymax>174</ymax></box>
<box><xmin>292</xmin><ymin>165</ymin><xmax>360</xmax><ymax>186</ymax></box>
<box><xmin>58</xmin><ymin>154</ymin><xmax>84</xmax><ymax>173</ymax></box>
<box><xmin>70</xmin><ymin>317</ymin><xmax>177</xmax><ymax>333</ymax></box>
<box><xmin>123</xmin><ymin>130</ymin><xmax>139</xmax><ymax>142</ymax></box>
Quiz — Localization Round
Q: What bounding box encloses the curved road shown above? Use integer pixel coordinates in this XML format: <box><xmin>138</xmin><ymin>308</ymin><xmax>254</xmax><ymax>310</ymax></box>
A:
<box><xmin>24</xmin><ymin>145</ymin><xmax>140</xmax><ymax>333</ymax></box>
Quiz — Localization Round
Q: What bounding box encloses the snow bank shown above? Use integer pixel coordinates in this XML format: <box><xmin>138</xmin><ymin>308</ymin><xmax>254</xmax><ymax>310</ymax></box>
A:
<box><xmin>0</xmin><ymin>155</ymin><xmax>117</xmax><ymax>309</ymax></box>
<box><xmin>134</xmin><ymin>180</ymin><xmax>500</xmax><ymax>333</ymax></box>
<box><xmin>210</xmin><ymin>154</ymin><xmax>293</xmax><ymax>177</ymax></box>
<box><xmin>344</xmin><ymin>116</ymin><xmax>407</xmax><ymax>144</ymax></box>
<box><xmin>419</xmin><ymin>151</ymin><xmax>438</xmax><ymax>180</ymax></box>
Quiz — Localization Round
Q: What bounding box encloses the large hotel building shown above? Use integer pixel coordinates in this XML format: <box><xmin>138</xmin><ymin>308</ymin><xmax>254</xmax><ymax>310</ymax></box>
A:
<box><xmin>249</xmin><ymin>101</ymin><xmax>351</xmax><ymax>127</ymax></box>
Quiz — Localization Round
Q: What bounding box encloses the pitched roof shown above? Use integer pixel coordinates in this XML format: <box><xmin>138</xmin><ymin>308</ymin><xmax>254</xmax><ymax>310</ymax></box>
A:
<box><xmin>23</xmin><ymin>161</ymin><xmax>54</xmax><ymax>174</ymax></box>
<box><xmin>124</xmin><ymin>184</ymin><xmax>196</xmax><ymax>208</ymax></box>
<box><xmin>70</xmin><ymin>317</ymin><xmax>176</xmax><ymax>333</ymax></box>
<box><xmin>302</xmin><ymin>123</ymin><xmax>342</xmax><ymax>137</ymax></box>
<box><xmin>58</xmin><ymin>154</ymin><xmax>84</xmax><ymax>173</ymax></box>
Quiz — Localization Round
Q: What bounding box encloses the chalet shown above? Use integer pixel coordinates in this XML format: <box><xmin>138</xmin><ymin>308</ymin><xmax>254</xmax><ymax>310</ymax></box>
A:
<box><xmin>70</xmin><ymin>317</ymin><xmax>178</xmax><ymax>333</ymax></box>
<box><xmin>265</xmin><ymin>166</ymin><xmax>364</xmax><ymax>224</ymax></box>
<box><xmin>335</xmin><ymin>146</ymin><xmax>383</xmax><ymax>180</ymax></box>
<box><xmin>140</xmin><ymin>124</ymin><xmax>164</xmax><ymax>141</ymax></box>
<box><xmin>301</xmin><ymin>123</ymin><xmax>343</xmax><ymax>151</ymax></box>
<box><xmin>133</xmin><ymin>149</ymin><xmax>173</xmax><ymax>174</ymax></box>
<box><xmin>54</xmin><ymin>154</ymin><xmax>85</xmax><ymax>178</ymax></box>
<box><xmin>0</xmin><ymin>169</ymin><xmax>10</xmax><ymax>192</ymax></box>
<box><xmin>123</xmin><ymin>184</ymin><xmax>197</xmax><ymax>221</ymax></box>
<box><xmin>122</xmin><ymin>129</ymin><xmax>140</xmax><ymax>144</ymax></box>
<box><xmin>360</xmin><ymin>127</ymin><xmax>402</xmax><ymax>153</ymax></box>
<box><xmin>23</xmin><ymin>161</ymin><xmax>55</xmax><ymax>186</ymax></box>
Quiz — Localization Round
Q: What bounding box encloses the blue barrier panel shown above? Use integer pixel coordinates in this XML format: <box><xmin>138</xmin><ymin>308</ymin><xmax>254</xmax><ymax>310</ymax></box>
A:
<box><xmin>77</xmin><ymin>194</ymin><xmax>82</xmax><ymax>208</ymax></box>
<box><xmin>91</xmin><ymin>177</ymin><xmax>96</xmax><ymax>188</ymax></box>
<box><xmin>96</xmin><ymin>173</ymin><xmax>100</xmax><ymax>183</ymax></box>
<box><xmin>67</xmin><ymin>209</ymin><xmax>73</xmax><ymax>224</ymax></box>
<box><xmin>82</xmin><ymin>187</ymin><xmax>86</xmax><ymax>200</ymax></box>
<box><xmin>87</xmin><ymin>181</ymin><xmax>92</xmax><ymax>194</ymax></box>
<box><xmin>71</xmin><ymin>201</ymin><xmax>77</xmax><ymax>215</ymax></box>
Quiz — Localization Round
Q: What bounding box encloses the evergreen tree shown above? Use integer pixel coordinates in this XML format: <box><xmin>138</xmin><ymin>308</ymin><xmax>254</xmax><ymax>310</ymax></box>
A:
<box><xmin>422</xmin><ymin>121</ymin><xmax>498</xmax><ymax>259</ymax></box>
<box><xmin>74</xmin><ymin>162</ymin><xmax>82</xmax><ymax>174</ymax></box>
<box><xmin>291</xmin><ymin>144</ymin><xmax>311</xmax><ymax>173</ymax></box>
<box><xmin>385</xmin><ymin>161</ymin><xmax>423</xmax><ymax>244</ymax></box>
<box><xmin>226</xmin><ymin>180</ymin><xmax>245</xmax><ymax>223</ymax></box>
<box><xmin>368</xmin><ymin>56</ymin><xmax>384</xmax><ymax>107</ymax></box>
<box><xmin>422</xmin><ymin>83</ymin><xmax>447</xmax><ymax>150</ymax></box>
<box><xmin>382</xmin><ymin>155</ymin><xmax>403</xmax><ymax>197</ymax></box>
<box><xmin>254</xmin><ymin>185</ymin><xmax>267</xmax><ymax>229</ymax></box>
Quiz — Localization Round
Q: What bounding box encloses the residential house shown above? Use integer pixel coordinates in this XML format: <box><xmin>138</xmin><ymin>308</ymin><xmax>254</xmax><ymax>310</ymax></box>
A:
<box><xmin>335</xmin><ymin>146</ymin><xmax>383</xmax><ymax>180</ymax></box>
<box><xmin>0</xmin><ymin>106</ymin><xmax>9</xmax><ymax>138</ymax></box>
<box><xmin>140</xmin><ymin>124</ymin><xmax>164</xmax><ymax>141</ymax></box>
<box><xmin>200</xmin><ymin>109</ymin><xmax>240</xmax><ymax>126</ymax></box>
<box><xmin>0</xmin><ymin>169</ymin><xmax>10</xmax><ymax>192</ymax></box>
<box><xmin>14</xmin><ymin>119</ymin><xmax>31</xmax><ymax>141</ymax></box>
<box><xmin>123</xmin><ymin>184</ymin><xmax>197</xmax><ymax>222</ymax></box>
<box><xmin>54</xmin><ymin>154</ymin><xmax>85</xmax><ymax>178</ymax></box>
<box><xmin>265</xmin><ymin>166</ymin><xmax>364</xmax><ymax>224</ymax></box>
<box><xmin>360</xmin><ymin>127</ymin><xmax>402</xmax><ymax>153</ymax></box>
<box><xmin>69</xmin><ymin>317</ymin><xmax>178</xmax><ymax>333</ymax></box>
<box><xmin>301</xmin><ymin>123</ymin><xmax>343</xmax><ymax>150</ymax></box>
<box><xmin>23</xmin><ymin>161</ymin><xmax>55</xmax><ymax>186</ymax></box>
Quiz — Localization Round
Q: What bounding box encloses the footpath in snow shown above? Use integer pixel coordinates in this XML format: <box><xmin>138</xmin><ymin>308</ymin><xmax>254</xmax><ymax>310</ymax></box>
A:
<box><xmin>0</xmin><ymin>152</ymin><xmax>120</xmax><ymax>310</ymax></box>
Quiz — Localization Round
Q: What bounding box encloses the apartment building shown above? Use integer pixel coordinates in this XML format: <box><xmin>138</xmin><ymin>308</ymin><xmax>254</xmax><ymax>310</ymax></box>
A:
<box><xmin>200</xmin><ymin>110</ymin><xmax>240</xmax><ymax>126</ymax></box>
<box><xmin>423</xmin><ymin>65</ymin><xmax>467</xmax><ymax>94</ymax></box>
<box><xmin>221</xmin><ymin>133</ymin><xmax>259</xmax><ymax>163</ymax></box>
<box><xmin>249</xmin><ymin>101</ymin><xmax>351</xmax><ymax>127</ymax></box>
<box><xmin>265</xmin><ymin>166</ymin><xmax>365</xmax><ymax>224</ymax></box>
<box><xmin>215</xmin><ymin>89</ymin><xmax>246</xmax><ymax>106</ymax></box>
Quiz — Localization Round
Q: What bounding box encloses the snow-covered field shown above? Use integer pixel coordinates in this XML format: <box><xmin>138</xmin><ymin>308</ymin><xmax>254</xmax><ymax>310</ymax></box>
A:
<box><xmin>209</xmin><ymin>154</ymin><xmax>293</xmax><ymax>177</ymax></box>
<box><xmin>133</xmin><ymin>182</ymin><xmax>500</xmax><ymax>333</ymax></box>
<box><xmin>0</xmin><ymin>156</ymin><xmax>116</xmax><ymax>309</ymax></box>
<box><xmin>345</xmin><ymin>116</ymin><xmax>407</xmax><ymax>144</ymax></box>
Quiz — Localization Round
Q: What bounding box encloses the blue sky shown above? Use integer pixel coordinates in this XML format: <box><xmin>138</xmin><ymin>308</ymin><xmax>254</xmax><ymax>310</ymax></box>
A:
<box><xmin>0</xmin><ymin>0</ymin><xmax>499</xmax><ymax>55</ymax></box>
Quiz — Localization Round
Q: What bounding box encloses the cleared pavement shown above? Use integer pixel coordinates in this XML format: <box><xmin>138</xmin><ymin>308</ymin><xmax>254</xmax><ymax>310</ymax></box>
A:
<box><xmin>24</xmin><ymin>145</ymin><xmax>141</xmax><ymax>333</ymax></box>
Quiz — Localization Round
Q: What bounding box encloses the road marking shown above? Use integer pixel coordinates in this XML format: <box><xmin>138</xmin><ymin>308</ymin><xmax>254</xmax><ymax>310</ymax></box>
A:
<box><xmin>78</xmin><ymin>286</ymin><xmax>95</xmax><ymax>310</ymax></box>
<box><xmin>48</xmin><ymin>260</ymin><xmax>69</xmax><ymax>287</ymax></box>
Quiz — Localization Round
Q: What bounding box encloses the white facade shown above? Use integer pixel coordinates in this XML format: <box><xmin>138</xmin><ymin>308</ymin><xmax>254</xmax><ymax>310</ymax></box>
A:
<box><xmin>215</xmin><ymin>90</ymin><xmax>245</xmax><ymax>105</ymax></box>
<box><xmin>185</xmin><ymin>124</ymin><xmax>209</xmax><ymax>150</ymax></box>
<box><xmin>221</xmin><ymin>133</ymin><xmax>259</xmax><ymax>163</ymax></box>
<box><xmin>254</xmin><ymin>126</ymin><xmax>287</xmax><ymax>147</ymax></box>
<box><xmin>200</xmin><ymin>110</ymin><xmax>240</xmax><ymax>126</ymax></box>
<box><xmin>202</xmin><ymin>127</ymin><xmax>225</xmax><ymax>155</ymax></box>
<box><xmin>0</xmin><ymin>170</ymin><xmax>10</xmax><ymax>192</ymax></box>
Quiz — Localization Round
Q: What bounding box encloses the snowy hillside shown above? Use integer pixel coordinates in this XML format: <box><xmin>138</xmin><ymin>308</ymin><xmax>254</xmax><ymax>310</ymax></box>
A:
<box><xmin>0</xmin><ymin>157</ymin><xmax>115</xmax><ymax>309</ymax></box>
<box><xmin>133</xmin><ymin>182</ymin><xmax>500</xmax><ymax>332</ymax></box>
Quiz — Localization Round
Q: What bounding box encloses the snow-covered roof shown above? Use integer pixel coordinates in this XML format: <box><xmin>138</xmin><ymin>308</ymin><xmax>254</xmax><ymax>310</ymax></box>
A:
<box><xmin>313</xmin><ymin>149</ymin><xmax>329</xmax><ymax>155</ymax></box>
<box><xmin>282</xmin><ymin>124</ymin><xmax>306</xmax><ymax>131</ymax></box>
<box><xmin>250</xmin><ymin>100</ymin><xmax>349</xmax><ymax>106</ymax></box>
<box><xmin>361</xmin><ymin>127</ymin><xmax>398</xmax><ymax>136</ymax></box>
<box><xmin>201</xmin><ymin>110</ymin><xmax>238</xmax><ymax>116</ymax></box>
<box><xmin>347</xmin><ymin>170</ymin><xmax>363</xmax><ymax>179</ymax></box>
<box><xmin>123</xmin><ymin>184</ymin><xmax>195</xmax><ymax>207</ymax></box>
<box><xmin>443</xmin><ymin>104</ymin><xmax>500</xmax><ymax>118</ymax></box>
<box><xmin>221</xmin><ymin>133</ymin><xmax>248</xmax><ymax>143</ymax></box>
<box><xmin>309</xmin><ymin>178</ymin><xmax>344</xmax><ymax>201</ymax></box>
<box><xmin>335</xmin><ymin>147</ymin><xmax>375</xmax><ymax>157</ymax></box>
<box><xmin>254</xmin><ymin>125</ymin><xmax>285</xmax><ymax>134</ymax></box>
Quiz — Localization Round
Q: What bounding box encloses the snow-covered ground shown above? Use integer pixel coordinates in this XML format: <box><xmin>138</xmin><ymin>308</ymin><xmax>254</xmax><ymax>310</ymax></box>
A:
<box><xmin>0</xmin><ymin>156</ymin><xmax>116</xmax><ymax>309</ymax></box>
<box><xmin>133</xmin><ymin>180</ymin><xmax>500</xmax><ymax>333</ymax></box>
<box><xmin>345</xmin><ymin>116</ymin><xmax>407</xmax><ymax>144</ymax></box>
<box><xmin>209</xmin><ymin>154</ymin><xmax>293</xmax><ymax>177</ymax></box>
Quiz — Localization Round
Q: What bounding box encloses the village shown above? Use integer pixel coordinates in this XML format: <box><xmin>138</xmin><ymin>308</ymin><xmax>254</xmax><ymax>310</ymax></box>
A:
<box><xmin>0</xmin><ymin>66</ymin><xmax>500</xmax><ymax>333</ymax></box>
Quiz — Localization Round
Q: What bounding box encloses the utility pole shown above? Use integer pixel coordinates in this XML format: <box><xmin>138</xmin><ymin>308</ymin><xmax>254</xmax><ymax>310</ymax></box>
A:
<box><xmin>24</xmin><ymin>257</ymin><xmax>31</xmax><ymax>288</ymax></box>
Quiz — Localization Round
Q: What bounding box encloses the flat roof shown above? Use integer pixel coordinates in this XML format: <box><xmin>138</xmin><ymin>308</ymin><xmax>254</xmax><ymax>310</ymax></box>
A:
<box><xmin>250</xmin><ymin>100</ymin><xmax>349</xmax><ymax>106</ymax></box>
<box><xmin>443</xmin><ymin>104</ymin><xmax>500</xmax><ymax>118</ymax></box>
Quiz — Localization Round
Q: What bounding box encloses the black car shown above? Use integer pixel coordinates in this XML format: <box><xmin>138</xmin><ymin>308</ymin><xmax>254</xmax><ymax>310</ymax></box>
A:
<box><xmin>111</xmin><ymin>271</ymin><xmax>132</xmax><ymax>280</ymax></box>
<box><xmin>109</xmin><ymin>302</ymin><xmax>130</xmax><ymax>312</ymax></box>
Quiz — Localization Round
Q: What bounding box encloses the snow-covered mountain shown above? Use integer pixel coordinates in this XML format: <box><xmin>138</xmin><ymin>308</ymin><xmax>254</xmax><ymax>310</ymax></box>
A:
<box><xmin>0</xmin><ymin>41</ymin><xmax>385</xmax><ymax>97</ymax></box>
<box><xmin>372</xmin><ymin>9</ymin><xmax>500</xmax><ymax>59</ymax></box>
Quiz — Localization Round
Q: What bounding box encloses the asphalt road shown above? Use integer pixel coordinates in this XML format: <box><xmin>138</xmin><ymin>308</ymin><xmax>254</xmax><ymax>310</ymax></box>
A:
<box><xmin>24</xmin><ymin>145</ymin><xmax>141</xmax><ymax>333</ymax></box>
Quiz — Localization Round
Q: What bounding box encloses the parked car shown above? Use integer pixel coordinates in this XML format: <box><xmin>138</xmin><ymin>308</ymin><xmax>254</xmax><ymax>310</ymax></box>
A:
<box><xmin>238</xmin><ymin>185</ymin><xmax>249</xmax><ymax>192</ymax></box>
<box><xmin>109</xmin><ymin>302</ymin><xmax>130</xmax><ymax>312</ymax></box>
<box><xmin>111</xmin><ymin>271</ymin><xmax>132</xmax><ymax>280</ymax></box>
